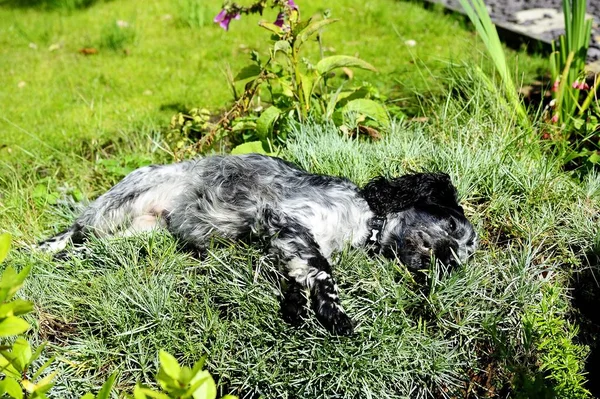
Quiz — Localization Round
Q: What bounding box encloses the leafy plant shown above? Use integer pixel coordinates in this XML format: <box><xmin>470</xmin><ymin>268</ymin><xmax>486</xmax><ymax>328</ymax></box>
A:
<box><xmin>0</xmin><ymin>234</ymin><xmax>56</xmax><ymax>399</ymax></box>
<box><xmin>0</xmin><ymin>234</ymin><xmax>236</xmax><ymax>398</ymax></box>
<box><xmin>132</xmin><ymin>351</ymin><xmax>237</xmax><ymax>399</ymax></box>
<box><xmin>549</xmin><ymin>0</ymin><xmax>593</xmax><ymax>129</ymax></box>
<box><xmin>522</xmin><ymin>284</ymin><xmax>591</xmax><ymax>399</ymax></box>
<box><xmin>545</xmin><ymin>0</ymin><xmax>597</xmax><ymax>168</ymax></box>
<box><xmin>168</xmin><ymin>0</ymin><xmax>391</xmax><ymax>156</ymax></box>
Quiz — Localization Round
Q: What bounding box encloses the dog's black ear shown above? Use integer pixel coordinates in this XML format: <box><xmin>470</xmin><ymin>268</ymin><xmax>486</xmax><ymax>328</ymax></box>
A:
<box><xmin>362</xmin><ymin>173</ymin><xmax>459</xmax><ymax>215</ymax></box>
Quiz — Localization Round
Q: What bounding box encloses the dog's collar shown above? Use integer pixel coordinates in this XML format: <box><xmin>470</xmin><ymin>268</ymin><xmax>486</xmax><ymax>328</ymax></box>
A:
<box><xmin>368</xmin><ymin>216</ymin><xmax>386</xmax><ymax>245</ymax></box>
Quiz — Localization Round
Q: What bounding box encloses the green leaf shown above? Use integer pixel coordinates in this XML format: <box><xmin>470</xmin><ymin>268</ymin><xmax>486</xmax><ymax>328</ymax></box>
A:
<box><xmin>10</xmin><ymin>338</ymin><xmax>32</xmax><ymax>371</ymax></box>
<box><xmin>158</xmin><ymin>350</ymin><xmax>181</xmax><ymax>381</ymax></box>
<box><xmin>220</xmin><ymin>396</ymin><xmax>239</xmax><ymax>399</ymax></box>
<box><xmin>95</xmin><ymin>371</ymin><xmax>117</xmax><ymax>399</ymax></box>
<box><xmin>234</xmin><ymin>65</ymin><xmax>261</xmax><ymax>82</ymax></box>
<box><xmin>299</xmin><ymin>74</ymin><xmax>314</xmax><ymax>108</ymax></box>
<box><xmin>0</xmin><ymin>377</ymin><xmax>23</xmax><ymax>399</ymax></box>
<box><xmin>0</xmin><ymin>300</ymin><xmax>34</xmax><ymax>318</ymax></box>
<box><xmin>80</xmin><ymin>394</ymin><xmax>95</xmax><ymax>399</ymax></box>
<box><xmin>588</xmin><ymin>152</ymin><xmax>600</xmax><ymax>164</ymax></box>
<box><xmin>0</xmin><ymin>233</ymin><xmax>10</xmax><ymax>263</ymax></box>
<box><xmin>0</xmin><ymin>317</ymin><xmax>30</xmax><ymax>337</ymax></box>
<box><xmin>273</xmin><ymin>40</ymin><xmax>291</xmax><ymax>56</ymax></box>
<box><xmin>343</xmin><ymin>99</ymin><xmax>390</xmax><ymax>127</ymax></box>
<box><xmin>189</xmin><ymin>370</ymin><xmax>216</xmax><ymax>399</ymax></box>
<box><xmin>134</xmin><ymin>386</ymin><xmax>169</xmax><ymax>399</ymax></box>
<box><xmin>255</xmin><ymin>106</ymin><xmax>282</xmax><ymax>140</ymax></box>
<box><xmin>231</xmin><ymin>141</ymin><xmax>268</xmax><ymax>155</ymax></box>
<box><xmin>295</xmin><ymin>19</ymin><xmax>339</xmax><ymax>49</ymax></box>
<box><xmin>316</xmin><ymin>55</ymin><xmax>377</xmax><ymax>76</ymax></box>
<box><xmin>258</xmin><ymin>21</ymin><xmax>282</xmax><ymax>35</ymax></box>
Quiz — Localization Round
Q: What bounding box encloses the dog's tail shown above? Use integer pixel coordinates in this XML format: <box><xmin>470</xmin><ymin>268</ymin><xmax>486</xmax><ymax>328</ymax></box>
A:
<box><xmin>37</xmin><ymin>222</ymin><xmax>85</xmax><ymax>253</ymax></box>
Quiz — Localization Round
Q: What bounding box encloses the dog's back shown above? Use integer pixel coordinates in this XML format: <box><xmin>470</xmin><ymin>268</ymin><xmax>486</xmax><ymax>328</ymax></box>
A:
<box><xmin>38</xmin><ymin>154</ymin><xmax>370</xmax><ymax>255</ymax></box>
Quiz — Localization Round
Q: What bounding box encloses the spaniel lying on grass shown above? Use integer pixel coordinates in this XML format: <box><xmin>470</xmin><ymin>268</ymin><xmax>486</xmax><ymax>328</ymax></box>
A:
<box><xmin>39</xmin><ymin>154</ymin><xmax>477</xmax><ymax>335</ymax></box>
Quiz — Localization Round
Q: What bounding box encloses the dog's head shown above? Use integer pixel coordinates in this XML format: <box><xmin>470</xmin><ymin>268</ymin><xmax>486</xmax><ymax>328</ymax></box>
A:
<box><xmin>362</xmin><ymin>173</ymin><xmax>477</xmax><ymax>271</ymax></box>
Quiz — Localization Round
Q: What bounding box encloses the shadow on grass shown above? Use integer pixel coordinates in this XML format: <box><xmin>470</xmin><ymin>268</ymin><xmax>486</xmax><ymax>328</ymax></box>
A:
<box><xmin>572</xmin><ymin>245</ymin><xmax>600</xmax><ymax>398</ymax></box>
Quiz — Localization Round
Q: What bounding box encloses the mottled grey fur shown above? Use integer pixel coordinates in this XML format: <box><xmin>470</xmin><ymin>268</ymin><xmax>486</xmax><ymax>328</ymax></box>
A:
<box><xmin>38</xmin><ymin>154</ymin><xmax>477</xmax><ymax>335</ymax></box>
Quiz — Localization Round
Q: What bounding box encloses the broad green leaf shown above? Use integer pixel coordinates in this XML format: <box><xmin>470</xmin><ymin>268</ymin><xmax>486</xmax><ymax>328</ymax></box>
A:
<box><xmin>278</xmin><ymin>80</ymin><xmax>294</xmax><ymax>97</ymax></box>
<box><xmin>316</xmin><ymin>55</ymin><xmax>377</xmax><ymax>76</ymax></box>
<box><xmin>79</xmin><ymin>394</ymin><xmax>94</xmax><ymax>399</ymax></box>
<box><xmin>158</xmin><ymin>350</ymin><xmax>181</xmax><ymax>380</ymax></box>
<box><xmin>16</xmin><ymin>265</ymin><xmax>31</xmax><ymax>287</ymax></box>
<box><xmin>589</xmin><ymin>152</ymin><xmax>600</xmax><ymax>164</ymax></box>
<box><xmin>0</xmin><ymin>377</ymin><xmax>22</xmax><ymax>399</ymax></box>
<box><xmin>273</xmin><ymin>40</ymin><xmax>291</xmax><ymax>56</ymax></box>
<box><xmin>291</xmin><ymin>17</ymin><xmax>311</xmax><ymax>36</ymax></box>
<box><xmin>0</xmin><ymin>317</ymin><xmax>30</xmax><ymax>337</ymax></box>
<box><xmin>234</xmin><ymin>65</ymin><xmax>261</xmax><ymax>82</ymax></box>
<box><xmin>0</xmin><ymin>300</ymin><xmax>34</xmax><ymax>318</ymax></box>
<box><xmin>189</xmin><ymin>371</ymin><xmax>216</xmax><ymax>399</ymax></box>
<box><xmin>255</xmin><ymin>106</ymin><xmax>282</xmax><ymax>140</ymax></box>
<box><xmin>0</xmin><ymin>233</ymin><xmax>11</xmax><ymax>263</ymax></box>
<box><xmin>299</xmin><ymin>74</ymin><xmax>314</xmax><ymax>109</ymax></box>
<box><xmin>10</xmin><ymin>338</ymin><xmax>32</xmax><ymax>372</ymax></box>
<box><xmin>343</xmin><ymin>99</ymin><xmax>390</xmax><ymax>128</ymax></box>
<box><xmin>220</xmin><ymin>396</ymin><xmax>239</xmax><ymax>399</ymax></box>
<box><xmin>295</xmin><ymin>19</ymin><xmax>339</xmax><ymax>49</ymax></box>
<box><xmin>95</xmin><ymin>371</ymin><xmax>117</xmax><ymax>399</ymax></box>
<box><xmin>0</xmin><ymin>354</ymin><xmax>20</xmax><ymax>379</ymax></box>
<box><xmin>135</xmin><ymin>386</ymin><xmax>169</xmax><ymax>399</ymax></box>
<box><xmin>231</xmin><ymin>141</ymin><xmax>268</xmax><ymax>155</ymax></box>
<box><xmin>258</xmin><ymin>21</ymin><xmax>282</xmax><ymax>34</ymax></box>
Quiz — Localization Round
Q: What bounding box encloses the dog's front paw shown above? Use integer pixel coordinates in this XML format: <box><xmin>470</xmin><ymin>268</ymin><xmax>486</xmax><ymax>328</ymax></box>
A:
<box><xmin>314</xmin><ymin>302</ymin><xmax>354</xmax><ymax>336</ymax></box>
<box><xmin>281</xmin><ymin>289</ymin><xmax>308</xmax><ymax>326</ymax></box>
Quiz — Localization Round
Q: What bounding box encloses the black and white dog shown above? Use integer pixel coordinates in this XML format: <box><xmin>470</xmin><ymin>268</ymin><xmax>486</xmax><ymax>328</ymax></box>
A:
<box><xmin>39</xmin><ymin>154</ymin><xmax>477</xmax><ymax>335</ymax></box>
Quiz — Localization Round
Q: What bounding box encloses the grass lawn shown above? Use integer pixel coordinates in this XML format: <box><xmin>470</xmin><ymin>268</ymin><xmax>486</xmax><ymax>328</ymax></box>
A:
<box><xmin>2</xmin><ymin>0</ymin><xmax>597</xmax><ymax>398</ymax></box>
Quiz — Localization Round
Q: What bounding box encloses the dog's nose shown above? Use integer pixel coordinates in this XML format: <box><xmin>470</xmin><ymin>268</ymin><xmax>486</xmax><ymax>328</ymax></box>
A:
<box><xmin>434</xmin><ymin>239</ymin><xmax>459</xmax><ymax>268</ymax></box>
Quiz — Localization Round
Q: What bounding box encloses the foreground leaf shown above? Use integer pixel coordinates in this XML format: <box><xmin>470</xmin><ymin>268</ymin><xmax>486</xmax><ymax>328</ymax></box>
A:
<box><xmin>0</xmin><ymin>233</ymin><xmax>10</xmax><ymax>263</ymax></box>
<box><xmin>0</xmin><ymin>317</ymin><xmax>30</xmax><ymax>337</ymax></box>
<box><xmin>0</xmin><ymin>377</ymin><xmax>22</xmax><ymax>399</ymax></box>
<box><xmin>158</xmin><ymin>350</ymin><xmax>181</xmax><ymax>381</ymax></box>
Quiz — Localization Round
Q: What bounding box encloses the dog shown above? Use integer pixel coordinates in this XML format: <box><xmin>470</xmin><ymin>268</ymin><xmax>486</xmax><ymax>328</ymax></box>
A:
<box><xmin>38</xmin><ymin>154</ymin><xmax>477</xmax><ymax>335</ymax></box>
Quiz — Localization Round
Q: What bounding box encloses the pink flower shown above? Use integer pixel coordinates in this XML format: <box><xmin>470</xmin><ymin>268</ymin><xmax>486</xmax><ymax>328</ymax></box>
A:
<box><xmin>214</xmin><ymin>9</ymin><xmax>240</xmax><ymax>31</ymax></box>
<box><xmin>551</xmin><ymin>79</ymin><xmax>559</xmax><ymax>92</ymax></box>
<box><xmin>287</xmin><ymin>0</ymin><xmax>299</xmax><ymax>10</ymax></box>
<box><xmin>571</xmin><ymin>80</ymin><xmax>590</xmax><ymax>90</ymax></box>
<box><xmin>273</xmin><ymin>12</ymin><xmax>285</xmax><ymax>27</ymax></box>
<box><xmin>551</xmin><ymin>114</ymin><xmax>559</xmax><ymax>123</ymax></box>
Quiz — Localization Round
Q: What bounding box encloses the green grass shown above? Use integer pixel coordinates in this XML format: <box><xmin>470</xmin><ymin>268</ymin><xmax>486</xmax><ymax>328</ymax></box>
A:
<box><xmin>0</xmin><ymin>0</ymin><xmax>549</xmax><ymax>167</ymax></box>
<box><xmin>1</xmin><ymin>69</ymin><xmax>598</xmax><ymax>397</ymax></box>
